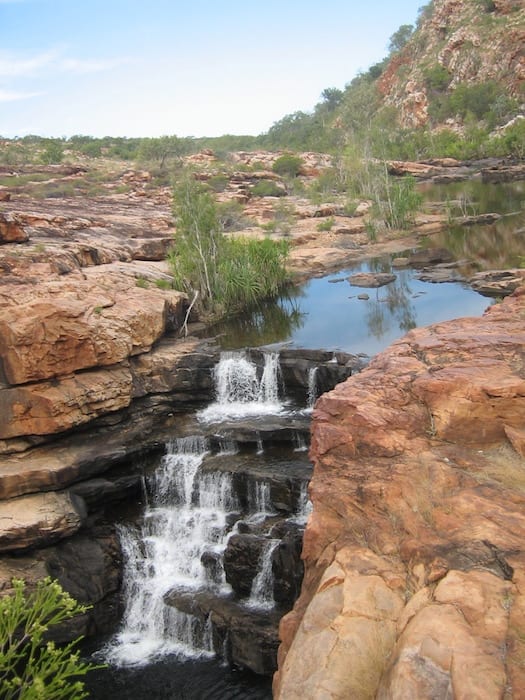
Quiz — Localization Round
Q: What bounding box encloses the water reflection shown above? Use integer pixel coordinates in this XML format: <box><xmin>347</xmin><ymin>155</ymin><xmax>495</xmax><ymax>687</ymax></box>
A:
<box><xmin>420</xmin><ymin>180</ymin><xmax>525</xmax><ymax>271</ymax></box>
<box><xmin>212</xmin><ymin>179</ymin><xmax>521</xmax><ymax>356</ymax></box>
<box><xmin>211</xmin><ymin>260</ymin><xmax>490</xmax><ymax>356</ymax></box>
<box><xmin>210</xmin><ymin>291</ymin><xmax>306</xmax><ymax>349</ymax></box>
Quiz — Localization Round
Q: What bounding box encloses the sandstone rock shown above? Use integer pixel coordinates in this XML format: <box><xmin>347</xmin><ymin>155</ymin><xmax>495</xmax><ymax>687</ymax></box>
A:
<box><xmin>275</xmin><ymin>287</ymin><xmax>525</xmax><ymax>699</ymax></box>
<box><xmin>408</xmin><ymin>247</ymin><xmax>454</xmax><ymax>267</ymax></box>
<box><xmin>0</xmin><ymin>212</ymin><xmax>28</xmax><ymax>243</ymax></box>
<box><xmin>0</xmin><ymin>491</ymin><xmax>85</xmax><ymax>552</ymax></box>
<box><xmin>470</xmin><ymin>268</ymin><xmax>525</xmax><ymax>297</ymax></box>
<box><xmin>348</xmin><ymin>272</ymin><xmax>397</xmax><ymax>288</ymax></box>
<box><xmin>0</xmin><ymin>366</ymin><xmax>133</xmax><ymax>439</ymax></box>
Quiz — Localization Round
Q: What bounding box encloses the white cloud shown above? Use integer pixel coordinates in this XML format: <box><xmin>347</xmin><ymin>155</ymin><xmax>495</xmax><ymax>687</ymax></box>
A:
<box><xmin>59</xmin><ymin>56</ymin><xmax>130</xmax><ymax>74</ymax></box>
<box><xmin>0</xmin><ymin>49</ymin><xmax>129</xmax><ymax>79</ymax></box>
<box><xmin>0</xmin><ymin>49</ymin><xmax>59</xmax><ymax>78</ymax></box>
<box><xmin>0</xmin><ymin>88</ymin><xmax>41</xmax><ymax>102</ymax></box>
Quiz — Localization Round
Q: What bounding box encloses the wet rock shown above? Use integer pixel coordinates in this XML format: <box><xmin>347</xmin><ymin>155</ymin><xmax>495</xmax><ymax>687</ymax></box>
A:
<box><xmin>470</xmin><ymin>268</ymin><xmax>525</xmax><ymax>297</ymax></box>
<box><xmin>69</xmin><ymin>475</ymin><xmax>143</xmax><ymax>512</ymax></box>
<box><xmin>347</xmin><ymin>272</ymin><xmax>397</xmax><ymax>288</ymax></box>
<box><xmin>166</xmin><ymin>588</ymin><xmax>282</xmax><ymax>676</ymax></box>
<box><xmin>270</xmin><ymin>522</ymin><xmax>305</xmax><ymax>606</ymax></box>
<box><xmin>408</xmin><ymin>248</ymin><xmax>455</xmax><ymax>267</ymax></box>
<box><xmin>481</xmin><ymin>163</ymin><xmax>525</xmax><ymax>183</ymax></box>
<box><xmin>357</xmin><ymin>293</ymin><xmax>370</xmax><ymax>300</ymax></box>
<box><xmin>455</xmin><ymin>212</ymin><xmax>502</xmax><ymax>226</ymax></box>
<box><xmin>223</xmin><ymin>534</ymin><xmax>266</xmax><ymax>596</ymax></box>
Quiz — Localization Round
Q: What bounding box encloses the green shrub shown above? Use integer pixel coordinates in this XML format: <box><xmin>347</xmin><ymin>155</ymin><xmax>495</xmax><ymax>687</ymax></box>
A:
<box><xmin>250</xmin><ymin>180</ymin><xmax>286</xmax><ymax>197</ymax></box>
<box><xmin>40</xmin><ymin>139</ymin><xmax>64</xmax><ymax>165</ymax></box>
<box><xmin>207</xmin><ymin>174</ymin><xmax>229</xmax><ymax>193</ymax></box>
<box><xmin>135</xmin><ymin>276</ymin><xmax>149</xmax><ymax>288</ymax></box>
<box><xmin>0</xmin><ymin>577</ymin><xmax>99</xmax><ymax>699</ymax></box>
<box><xmin>423</xmin><ymin>64</ymin><xmax>450</xmax><ymax>92</ymax></box>
<box><xmin>272</xmin><ymin>154</ymin><xmax>304</xmax><ymax>177</ymax></box>
<box><xmin>316</xmin><ymin>217</ymin><xmax>335</xmax><ymax>232</ymax></box>
<box><xmin>169</xmin><ymin>176</ymin><xmax>290</xmax><ymax>316</ymax></box>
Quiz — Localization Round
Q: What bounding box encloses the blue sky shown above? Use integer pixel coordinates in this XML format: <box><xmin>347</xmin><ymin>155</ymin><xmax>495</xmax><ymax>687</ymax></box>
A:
<box><xmin>0</xmin><ymin>0</ymin><xmax>424</xmax><ymax>138</ymax></box>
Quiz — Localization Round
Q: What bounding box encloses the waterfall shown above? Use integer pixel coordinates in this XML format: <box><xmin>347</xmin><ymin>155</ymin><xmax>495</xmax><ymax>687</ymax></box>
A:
<box><xmin>102</xmin><ymin>436</ymin><xmax>238</xmax><ymax>667</ymax></box>
<box><xmin>198</xmin><ymin>351</ymin><xmax>283</xmax><ymax>421</ymax></box>
<box><xmin>246</xmin><ymin>539</ymin><xmax>279</xmax><ymax>610</ymax></box>
<box><xmin>307</xmin><ymin>366</ymin><xmax>318</xmax><ymax>409</ymax></box>
<box><xmin>291</xmin><ymin>480</ymin><xmax>313</xmax><ymax>525</ymax></box>
<box><xmin>248</xmin><ymin>480</ymin><xmax>274</xmax><ymax>518</ymax></box>
<box><xmin>293</xmin><ymin>431</ymin><xmax>308</xmax><ymax>452</ymax></box>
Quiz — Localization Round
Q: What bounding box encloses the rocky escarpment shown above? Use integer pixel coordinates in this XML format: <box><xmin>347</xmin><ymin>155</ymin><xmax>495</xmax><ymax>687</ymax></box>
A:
<box><xmin>275</xmin><ymin>287</ymin><xmax>525</xmax><ymax>699</ymax></box>
<box><xmin>379</xmin><ymin>0</ymin><xmax>525</xmax><ymax>127</ymax></box>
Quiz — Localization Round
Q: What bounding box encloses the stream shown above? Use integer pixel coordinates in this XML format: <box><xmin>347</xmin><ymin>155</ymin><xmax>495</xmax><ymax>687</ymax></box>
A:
<box><xmin>84</xmin><ymin>179</ymin><xmax>523</xmax><ymax>699</ymax></box>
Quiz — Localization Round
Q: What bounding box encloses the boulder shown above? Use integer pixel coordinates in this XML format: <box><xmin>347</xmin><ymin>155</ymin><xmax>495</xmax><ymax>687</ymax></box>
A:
<box><xmin>470</xmin><ymin>268</ymin><xmax>525</xmax><ymax>297</ymax></box>
<box><xmin>347</xmin><ymin>273</ymin><xmax>397</xmax><ymax>288</ymax></box>
<box><xmin>0</xmin><ymin>212</ymin><xmax>28</xmax><ymax>243</ymax></box>
<box><xmin>275</xmin><ymin>287</ymin><xmax>525</xmax><ymax>699</ymax></box>
<box><xmin>0</xmin><ymin>491</ymin><xmax>85</xmax><ymax>552</ymax></box>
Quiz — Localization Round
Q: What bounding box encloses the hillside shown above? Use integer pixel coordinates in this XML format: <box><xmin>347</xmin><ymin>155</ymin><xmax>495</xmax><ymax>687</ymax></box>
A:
<box><xmin>266</xmin><ymin>0</ymin><xmax>525</xmax><ymax>158</ymax></box>
<box><xmin>380</xmin><ymin>0</ymin><xmax>525</xmax><ymax>128</ymax></box>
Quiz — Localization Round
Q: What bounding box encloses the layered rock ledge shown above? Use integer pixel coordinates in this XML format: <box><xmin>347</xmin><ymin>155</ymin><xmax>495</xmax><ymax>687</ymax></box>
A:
<box><xmin>275</xmin><ymin>287</ymin><xmax>525</xmax><ymax>699</ymax></box>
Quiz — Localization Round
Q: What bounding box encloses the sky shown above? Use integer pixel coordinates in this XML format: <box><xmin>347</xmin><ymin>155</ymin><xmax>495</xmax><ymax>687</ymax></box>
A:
<box><xmin>0</xmin><ymin>0</ymin><xmax>424</xmax><ymax>139</ymax></box>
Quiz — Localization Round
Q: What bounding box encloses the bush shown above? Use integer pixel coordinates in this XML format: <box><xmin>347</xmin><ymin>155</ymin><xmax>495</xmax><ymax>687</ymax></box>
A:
<box><xmin>316</xmin><ymin>217</ymin><xmax>335</xmax><ymax>232</ymax></box>
<box><xmin>272</xmin><ymin>154</ymin><xmax>304</xmax><ymax>177</ymax></box>
<box><xmin>0</xmin><ymin>577</ymin><xmax>99</xmax><ymax>699</ymax></box>
<box><xmin>423</xmin><ymin>64</ymin><xmax>450</xmax><ymax>92</ymax></box>
<box><xmin>207</xmin><ymin>174</ymin><xmax>229</xmax><ymax>193</ymax></box>
<box><xmin>169</xmin><ymin>176</ymin><xmax>290</xmax><ymax>316</ymax></box>
<box><xmin>250</xmin><ymin>180</ymin><xmax>286</xmax><ymax>197</ymax></box>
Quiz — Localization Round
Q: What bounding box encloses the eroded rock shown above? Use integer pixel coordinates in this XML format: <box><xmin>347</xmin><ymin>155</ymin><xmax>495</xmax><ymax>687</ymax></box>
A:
<box><xmin>275</xmin><ymin>287</ymin><xmax>525</xmax><ymax>699</ymax></box>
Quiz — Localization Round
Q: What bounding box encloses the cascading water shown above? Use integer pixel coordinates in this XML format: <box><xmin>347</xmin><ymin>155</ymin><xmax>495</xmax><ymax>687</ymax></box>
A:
<box><xmin>95</xmin><ymin>348</ymin><xmax>313</xmax><ymax>698</ymax></box>
<box><xmin>102</xmin><ymin>436</ymin><xmax>238</xmax><ymax>667</ymax></box>
<box><xmin>246</xmin><ymin>539</ymin><xmax>280</xmax><ymax>610</ymax></box>
<box><xmin>307</xmin><ymin>366</ymin><xmax>318</xmax><ymax>409</ymax></box>
<box><xmin>198</xmin><ymin>351</ymin><xmax>283</xmax><ymax>421</ymax></box>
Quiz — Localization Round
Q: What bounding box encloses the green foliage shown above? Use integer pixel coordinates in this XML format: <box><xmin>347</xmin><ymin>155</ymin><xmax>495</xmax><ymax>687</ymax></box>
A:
<box><xmin>137</xmin><ymin>135</ymin><xmax>191</xmax><ymax>168</ymax></box>
<box><xmin>388</xmin><ymin>24</ymin><xmax>414</xmax><ymax>54</ymax></box>
<box><xmin>428</xmin><ymin>80</ymin><xmax>518</xmax><ymax>129</ymax></box>
<box><xmin>423</xmin><ymin>64</ymin><xmax>450</xmax><ymax>92</ymax></box>
<box><xmin>477</xmin><ymin>0</ymin><xmax>496</xmax><ymax>11</ymax></box>
<box><xmin>135</xmin><ymin>276</ymin><xmax>149</xmax><ymax>288</ymax></box>
<box><xmin>40</xmin><ymin>139</ymin><xmax>64</xmax><ymax>165</ymax></box>
<box><xmin>316</xmin><ymin>217</ymin><xmax>335</xmax><ymax>232</ymax></box>
<box><xmin>216</xmin><ymin>200</ymin><xmax>248</xmax><ymax>231</ymax></box>
<box><xmin>0</xmin><ymin>577</ymin><xmax>99</xmax><ymax>700</ymax></box>
<box><xmin>376</xmin><ymin>175</ymin><xmax>423</xmax><ymax>230</ymax></box>
<box><xmin>272</xmin><ymin>154</ymin><xmax>304</xmax><ymax>177</ymax></box>
<box><xmin>207</xmin><ymin>173</ymin><xmax>229</xmax><ymax>193</ymax></box>
<box><xmin>154</xmin><ymin>278</ymin><xmax>173</xmax><ymax>290</ymax></box>
<box><xmin>168</xmin><ymin>176</ymin><xmax>290</xmax><ymax>316</ymax></box>
<box><xmin>250</xmin><ymin>179</ymin><xmax>286</xmax><ymax>197</ymax></box>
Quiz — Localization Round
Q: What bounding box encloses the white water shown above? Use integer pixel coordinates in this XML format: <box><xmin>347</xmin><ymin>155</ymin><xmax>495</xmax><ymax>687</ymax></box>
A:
<box><xmin>198</xmin><ymin>351</ymin><xmax>284</xmax><ymax>421</ymax></box>
<box><xmin>246</xmin><ymin>539</ymin><xmax>280</xmax><ymax>610</ymax></box>
<box><xmin>291</xmin><ymin>481</ymin><xmax>313</xmax><ymax>525</ymax></box>
<box><xmin>103</xmin><ymin>436</ymin><xmax>239</xmax><ymax>667</ymax></box>
<box><xmin>307</xmin><ymin>366</ymin><xmax>319</xmax><ymax>408</ymax></box>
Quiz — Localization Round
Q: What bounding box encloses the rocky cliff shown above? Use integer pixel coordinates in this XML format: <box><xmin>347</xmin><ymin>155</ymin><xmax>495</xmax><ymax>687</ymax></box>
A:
<box><xmin>378</xmin><ymin>0</ymin><xmax>525</xmax><ymax>127</ymax></box>
<box><xmin>275</xmin><ymin>287</ymin><xmax>525</xmax><ymax>698</ymax></box>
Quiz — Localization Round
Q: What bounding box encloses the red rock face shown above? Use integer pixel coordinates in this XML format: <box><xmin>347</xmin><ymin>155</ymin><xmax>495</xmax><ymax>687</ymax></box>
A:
<box><xmin>275</xmin><ymin>288</ymin><xmax>525</xmax><ymax>699</ymax></box>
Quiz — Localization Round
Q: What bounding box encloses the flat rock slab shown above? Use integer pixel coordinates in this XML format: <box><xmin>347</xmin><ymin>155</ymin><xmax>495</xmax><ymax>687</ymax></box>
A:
<box><xmin>0</xmin><ymin>491</ymin><xmax>84</xmax><ymax>552</ymax></box>
<box><xmin>347</xmin><ymin>273</ymin><xmax>396</xmax><ymax>288</ymax></box>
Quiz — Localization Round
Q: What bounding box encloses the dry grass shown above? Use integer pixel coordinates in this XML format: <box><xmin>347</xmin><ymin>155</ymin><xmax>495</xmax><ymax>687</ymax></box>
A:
<box><xmin>476</xmin><ymin>444</ymin><xmax>525</xmax><ymax>494</ymax></box>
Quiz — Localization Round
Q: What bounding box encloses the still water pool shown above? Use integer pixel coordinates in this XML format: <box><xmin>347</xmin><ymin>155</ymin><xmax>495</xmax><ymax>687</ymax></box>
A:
<box><xmin>210</xmin><ymin>258</ymin><xmax>493</xmax><ymax>357</ymax></box>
